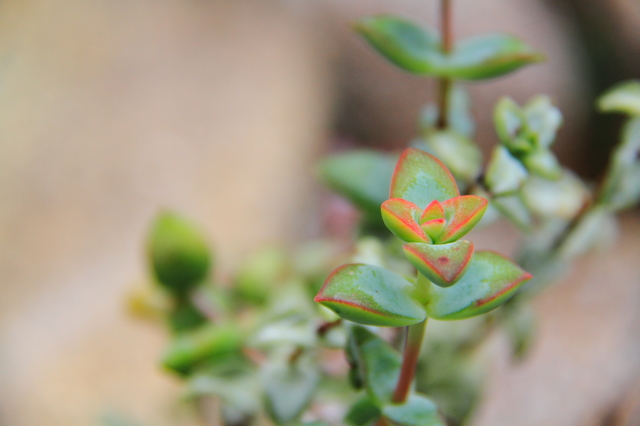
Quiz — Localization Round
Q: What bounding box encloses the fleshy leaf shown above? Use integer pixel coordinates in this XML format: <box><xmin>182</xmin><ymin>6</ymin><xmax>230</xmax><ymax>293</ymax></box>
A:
<box><xmin>438</xmin><ymin>196</ymin><xmax>488</xmax><ymax>243</ymax></box>
<box><xmin>421</xmin><ymin>218</ymin><xmax>446</xmax><ymax>241</ymax></box>
<box><xmin>495</xmin><ymin>98</ymin><xmax>526</xmax><ymax>147</ymax></box>
<box><xmin>420</xmin><ymin>200</ymin><xmax>445</xmax><ymax>223</ymax></box>
<box><xmin>319</xmin><ymin>150</ymin><xmax>397</xmax><ymax>214</ymax></box>
<box><xmin>599</xmin><ymin>118</ymin><xmax>640</xmax><ymax>210</ymax></box>
<box><xmin>598</xmin><ymin>80</ymin><xmax>640</xmax><ymax>117</ymax></box>
<box><xmin>350</xmin><ymin>326</ymin><xmax>402</xmax><ymax>404</ymax></box>
<box><xmin>524</xmin><ymin>96</ymin><xmax>563</xmax><ymax>149</ymax></box>
<box><xmin>315</xmin><ymin>264</ymin><xmax>426</xmax><ymax>327</ymax></box>
<box><xmin>346</xmin><ymin>396</ymin><xmax>382</xmax><ymax>426</ymax></box>
<box><xmin>390</xmin><ymin>148</ymin><xmax>460</xmax><ymax>210</ymax></box>
<box><xmin>485</xmin><ymin>146</ymin><xmax>528</xmax><ymax>195</ymax></box>
<box><xmin>424</xmin><ymin>251</ymin><xmax>532</xmax><ymax>320</ymax></box>
<box><xmin>419</xmin><ymin>130</ymin><xmax>483</xmax><ymax>182</ymax></box>
<box><xmin>403</xmin><ymin>240</ymin><xmax>474</xmax><ymax>288</ymax></box>
<box><xmin>355</xmin><ymin>15</ymin><xmax>441</xmax><ymax>74</ymax></box>
<box><xmin>382</xmin><ymin>394</ymin><xmax>446</xmax><ymax>426</ymax></box>
<box><xmin>263</xmin><ymin>354</ymin><xmax>319</xmax><ymax>424</ymax></box>
<box><xmin>381</xmin><ymin>199</ymin><xmax>430</xmax><ymax>243</ymax></box>
<box><xmin>522</xmin><ymin>148</ymin><xmax>562</xmax><ymax>180</ymax></box>
<box><xmin>445</xmin><ymin>34</ymin><xmax>544</xmax><ymax>80</ymax></box>
<box><xmin>521</xmin><ymin>172</ymin><xmax>588</xmax><ymax>219</ymax></box>
<box><xmin>162</xmin><ymin>324</ymin><xmax>243</xmax><ymax>375</ymax></box>
<box><xmin>355</xmin><ymin>16</ymin><xmax>542</xmax><ymax>80</ymax></box>
<box><xmin>187</xmin><ymin>371</ymin><xmax>261</xmax><ymax>418</ymax></box>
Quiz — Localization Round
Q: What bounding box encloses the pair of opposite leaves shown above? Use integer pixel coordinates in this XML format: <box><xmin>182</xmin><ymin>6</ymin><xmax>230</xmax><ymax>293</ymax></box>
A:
<box><xmin>315</xmin><ymin>148</ymin><xmax>532</xmax><ymax>326</ymax></box>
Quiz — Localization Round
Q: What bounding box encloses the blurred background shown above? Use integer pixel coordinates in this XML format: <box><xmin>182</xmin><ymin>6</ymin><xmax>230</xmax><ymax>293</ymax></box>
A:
<box><xmin>0</xmin><ymin>0</ymin><xmax>639</xmax><ymax>425</ymax></box>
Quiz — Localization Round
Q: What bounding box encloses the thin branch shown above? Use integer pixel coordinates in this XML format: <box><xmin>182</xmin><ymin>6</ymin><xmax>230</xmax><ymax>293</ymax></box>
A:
<box><xmin>392</xmin><ymin>319</ymin><xmax>428</xmax><ymax>403</ymax></box>
<box><xmin>437</xmin><ymin>0</ymin><xmax>454</xmax><ymax>129</ymax></box>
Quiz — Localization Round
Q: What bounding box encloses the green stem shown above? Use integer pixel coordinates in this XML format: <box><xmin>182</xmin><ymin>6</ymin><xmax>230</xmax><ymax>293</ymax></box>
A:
<box><xmin>392</xmin><ymin>319</ymin><xmax>428</xmax><ymax>403</ymax></box>
<box><xmin>437</xmin><ymin>0</ymin><xmax>454</xmax><ymax>129</ymax></box>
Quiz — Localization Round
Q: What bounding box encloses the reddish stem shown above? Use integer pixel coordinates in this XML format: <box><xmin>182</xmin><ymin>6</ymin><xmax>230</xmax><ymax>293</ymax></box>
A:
<box><xmin>437</xmin><ymin>0</ymin><xmax>454</xmax><ymax>129</ymax></box>
<box><xmin>317</xmin><ymin>319</ymin><xmax>342</xmax><ymax>337</ymax></box>
<box><xmin>392</xmin><ymin>319</ymin><xmax>428</xmax><ymax>403</ymax></box>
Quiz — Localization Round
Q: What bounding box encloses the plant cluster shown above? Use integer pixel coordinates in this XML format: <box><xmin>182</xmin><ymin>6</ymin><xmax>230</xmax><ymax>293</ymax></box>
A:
<box><xmin>128</xmin><ymin>1</ymin><xmax>640</xmax><ymax>426</ymax></box>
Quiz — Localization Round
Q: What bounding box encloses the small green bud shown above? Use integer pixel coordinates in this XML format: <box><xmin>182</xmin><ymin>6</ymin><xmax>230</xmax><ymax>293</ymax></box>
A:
<box><xmin>147</xmin><ymin>211</ymin><xmax>212</xmax><ymax>296</ymax></box>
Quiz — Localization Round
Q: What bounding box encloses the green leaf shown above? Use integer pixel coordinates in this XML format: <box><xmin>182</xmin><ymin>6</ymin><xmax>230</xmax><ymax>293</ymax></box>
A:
<box><xmin>492</xmin><ymin>194</ymin><xmax>533</xmax><ymax>232</ymax></box>
<box><xmin>318</xmin><ymin>150</ymin><xmax>397</xmax><ymax>214</ymax></box>
<box><xmin>446</xmin><ymin>34</ymin><xmax>544</xmax><ymax>80</ymax></box>
<box><xmin>418</xmin><ymin>130</ymin><xmax>483</xmax><ymax>182</ymax></box>
<box><xmin>381</xmin><ymin>198</ymin><xmax>430</xmax><ymax>243</ymax></box>
<box><xmin>598</xmin><ymin>80</ymin><xmax>640</xmax><ymax>116</ymax></box>
<box><xmin>523</xmin><ymin>96</ymin><xmax>563</xmax><ymax>149</ymax></box>
<box><xmin>391</xmin><ymin>148</ymin><xmax>460</xmax><ymax>210</ymax></box>
<box><xmin>424</xmin><ymin>251</ymin><xmax>532</xmax><ymax>320</ymax></box>
<box><xmin>162</xmin><ymin>324</ymin><xmax>243</xmax><ymax>375</ymax></box>
<box><xmin>350</xmin><ymin>326</ymin><xmax>402</xmax><ymax>404</ymax></box>
<box><xmin>420</xmin><ymin>200</ymin><xmax>444</xmax><ymax>222</ymax></box>
<box><xmin>494</xmin><ymin>96</ymin><xmax>562</xmax><ymax>158</ymax></box>
<box><xmin>346</xmin><ymin>396</ymin><xmax>382</xmax><ymax>426</ymax></box>
<box><xmin>187</xmin><ymin>370</ymin><xmax>261</xmax><ymax>418</ymax></box>
<box><xmin>263</xmin><ymin>355</ymin><xmax>320</xmax><ymax>425</ymax></box>
<box><xmin>355</xmin><ymin>15</ymin><xmax>441</xmax><ymax>74</ymax></box>
<box><xmin>250</xmin><ymin>315</ymin><xmax>317</xmax><ymax>349</ymax></box>
<box><xmin>382</xmin><ymin>394</ymin><xmax>446</xmax><ymax>426</ymax></box>
<box><xmin>315</xmin><ymin>264</ymin><xmax>426</xmax><ymax>327</ymax></box>
<box><xmin>599</xmin><ymin>118</ymin><xmax>640</xmax><ymax>210</ymax></box>
<box><xmin>404</xmin><ymin>240</ymin><xmax>474</xmax><ymax>288</ymax></box>
<box><xmin>522</xmin><ymin>148</ymin><xmax>562</xmax><ymax>180</ymax></box>
<box><xmin>439</xmin><ymin>195</ymin><xmax>488</xmax><ymax>243</ymax></box>
<box><xmin>485</xmin><ymin>146</ymin><xmax>528</xmax><ymax>195</ymax></box>
<box><xmin>355</xmin><ymin>16</ymin><xmax>543</xmax><ymax>80</ymax></box>
<box><xmin>495</xmin><ymin>98</ymin><xmax>528</xmax><ymax>151</ymax></box>
<box><xmin>148</xmin><ymin>211</ymin><xmax>212</xmax><ymax>295</ymax></box>
<box><xmin>521</xmin><ymin>172</ymin><xmax>588</xmax><ymax>219</ymax></box>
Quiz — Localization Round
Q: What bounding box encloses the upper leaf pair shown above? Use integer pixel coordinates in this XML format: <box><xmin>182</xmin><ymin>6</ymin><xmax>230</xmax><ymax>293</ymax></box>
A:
<box><xmin>381</xmin><ymin>196</ymin><xmax>487</xmax><ymax>245</ymax></box>
<box><xmin>315</xmin><ymin>149</ymin><xmax>532</xmax><ymax>326</ymax></box>
<box><xmin>355</xmin><ymin>15</ymin><xmax>543</xmax><ymax>81</ymax></box>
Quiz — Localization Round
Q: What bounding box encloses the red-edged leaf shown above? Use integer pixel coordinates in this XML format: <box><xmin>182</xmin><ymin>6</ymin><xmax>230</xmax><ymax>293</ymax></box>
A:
<box><xmin>390</xmin><ymin>148</ymin><xmax>460</xmax><ymax>210</ymax></box>
<box><xmin>438</xmin><ymin>195</ymin><xmax>488</xmax><ymax>243</ymax></box>
<box><xmin>419</xmin><ymin>200</ymin><xmax>445</xmax><ymax>222</ymax></box>
<box><xmin>315</xmin><ymin>264</ymin><xmax>426</xmax><ymax>327</ymax></box>
<box><xmin>381</xmin><ymin>199</ymin><xmax>430</xmax><ymax>243</ymax></box>
<box><xmin>424</xmin><ymin>251</ymin><xmax>532</xmax><ymax>320</ymax></box>
<box><xmin>421</xmin><ymin>218</ymin><xmax>446</xmax><ymax>241</ymax></box>
<box><xmin>403</xmin><ymin>240</ymin><xmax>474</xmax><ymax>288</ymax></box>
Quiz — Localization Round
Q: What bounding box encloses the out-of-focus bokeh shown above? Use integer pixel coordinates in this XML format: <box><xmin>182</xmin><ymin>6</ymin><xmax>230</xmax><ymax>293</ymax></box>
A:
<box><xmin>0</xmin><ymin>0</ymin><xmax>638</xmax><ymax>425</ymax></box>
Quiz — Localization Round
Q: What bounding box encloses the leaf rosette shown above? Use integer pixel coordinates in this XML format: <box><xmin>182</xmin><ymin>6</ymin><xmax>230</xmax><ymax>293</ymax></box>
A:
<box><xmin>315</xmin><ymin>149</ymin><xmax>532</xmax><ymax>326</ymax></box>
